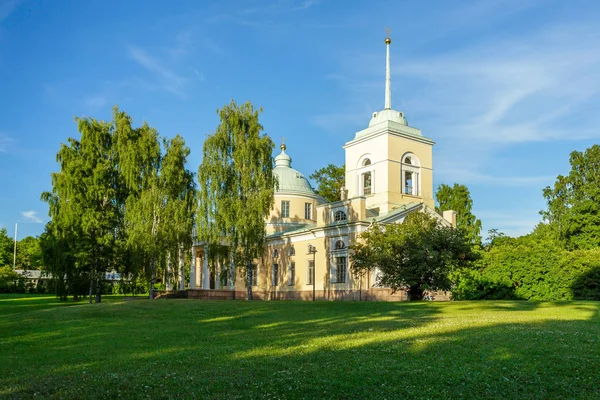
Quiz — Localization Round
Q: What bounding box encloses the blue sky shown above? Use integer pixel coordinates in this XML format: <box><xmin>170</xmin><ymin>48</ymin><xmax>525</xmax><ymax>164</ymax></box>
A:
<box><xmin>1</xmin><ymin>0</ymin><xmax>600</xmax><ymax>240</ymax></box>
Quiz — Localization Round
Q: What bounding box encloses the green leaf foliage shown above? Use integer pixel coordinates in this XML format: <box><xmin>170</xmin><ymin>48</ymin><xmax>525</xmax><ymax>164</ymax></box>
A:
<box><xmin>15</xmin><ymin>236</ymin><xmax>43</xmax><ymax>270</ymax></box>
<box><xmin>435</xmin><ymin>183</ymin><xmax>482</xmax><ymax>245</ymax></box>
<box><xmin>0</xmin><ymin>228</ymin><xmax>13</xmax><ymax>267</ymax></box>
<box><xmin>454</xmin><ymin>224</ymin><xmax>600</xmax><ymax>300</ymax></box>
<box><xmin>197</xmin><ymin>100</ymin><xmax>275</xmax><ymax>300</ymax></box>
<box><xmin>41</xmin><ymin>106</ymin><xmax>195</xmax><ymax>301</ymax></box>
<box><xmin>309</xmin><ymin>164</ymin><xmax>345</xmax><ymax>203</ymax></box>
<box><xmin>351</xmin><ymin>212</ymin><xmax>478</xmax><ymax>300</ymax></box>
<box><xmin>542</xmin><ymin>144</ymin><xmax>600</xmax><ymax>250</ymax></box>
<box><xmin>0</xmin><ymin>266</ymin><xmax>19</xmax><ymax>292</ymax></box>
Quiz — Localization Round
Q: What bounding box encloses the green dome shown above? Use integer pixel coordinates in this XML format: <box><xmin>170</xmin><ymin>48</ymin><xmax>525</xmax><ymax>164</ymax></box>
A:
<box><xmin>273</xmin><ymin>145</ymin><xmax>325</xmax><ymax>201</ymax></box>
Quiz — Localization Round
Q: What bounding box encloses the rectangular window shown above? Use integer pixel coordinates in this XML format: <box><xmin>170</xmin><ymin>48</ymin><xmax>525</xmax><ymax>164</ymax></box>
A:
<box><xmin>363</xmin><ymin>172</ymin><xmax>372</xmax><ymax>195</ymax></box>
<box><xmin>281</xmin><ymin>201</ymin><xmax>290</xmax><ymax>218</ymax></box>
<box><xmin>288</xmin><ymin>262</ymin><xmax>295</xmax><ymax>285</ymax></box>
<box><xmin>331</xmin><ymin>256</ymin><xmax>347</xmax><ymax>283</ymax></box>
<box><xmin>304</xmin><ymin>202</ymin><xmax>312</xmax><ymax>220</ymax></box>
<box><xmin>307</xmin><ymin>260</ymin><xmax>314</xmax><ymax>285</ymax></box>
<box><xmin>272</xmin><ymin>263</ymin><xmax>279</xmax><ymax>286</ymax></box>
<box><xmin>250</xmin><ymin>264</ymin><xmax>258</xmax><ymax>286</ymax></box>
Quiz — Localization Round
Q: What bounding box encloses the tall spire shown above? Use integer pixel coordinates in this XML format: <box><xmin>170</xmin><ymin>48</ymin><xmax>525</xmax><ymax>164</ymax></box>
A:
<box><xmin>384</xmin><ymin>28</ymin><xmax>392</xmax><ymax>110</ymax></box>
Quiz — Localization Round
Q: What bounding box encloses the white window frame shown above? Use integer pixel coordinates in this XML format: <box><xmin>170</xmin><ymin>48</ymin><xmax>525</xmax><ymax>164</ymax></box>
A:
<box><xmin>331</xmin><ymin>206</ymin><xmax>348</xmax><ymax>223</ymax></box>
<box><xmin>281</xmin><ymin>200</ymin><xmax>290</xmax><ymax>218</ymax></box>
<box><xmin>304</xmin><ymin>202</ymin><xmax>312</xmax><ymax>220</ymax></box>
<box><xmin>250</xmin><ymin>263</ymin><xmax>258</xmax><ymax>286</ymax></box>
<box><xmin>401</xmin><ymin>153</ymin><xmax>421</xmax><ymax>196</ymax></box>
<box><xmin>356</xmin><ymin>155</ymin><xmax>375</xmax><ymax>197</ymax></box>
<box><xmin>330</xmin><ymin>255</ymin><xmax>348</xmax><ymax>284</ymax></box>
<box><xmin>306</xmin><ymin>259</ymin><xmax>315</xmax><ymax>285</ymax></box>
<box><xmin>329</xmin><ymin>236</ymin><xmax>348</xmax><ymax>284</ymax></box>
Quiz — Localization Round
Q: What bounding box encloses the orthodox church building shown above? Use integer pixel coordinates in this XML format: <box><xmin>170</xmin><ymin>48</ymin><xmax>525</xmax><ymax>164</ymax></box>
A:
<box><xmin>188</xmin><ymin>36</ymin><xmax>456</xmax><ymax>301</ymax></box>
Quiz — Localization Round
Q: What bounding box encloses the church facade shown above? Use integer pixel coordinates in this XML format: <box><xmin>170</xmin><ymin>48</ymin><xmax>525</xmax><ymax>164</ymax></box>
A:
<box><xmin>188</xmin><ymin>37</ymin><xmax>456</xmax><ymax>301</ymax></box>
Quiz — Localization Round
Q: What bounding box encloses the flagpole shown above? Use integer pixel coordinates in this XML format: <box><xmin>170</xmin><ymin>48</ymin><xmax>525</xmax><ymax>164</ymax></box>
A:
<box><xmin>13</xmin><ymin>222</ymin><xmax>17</xmax><ymax>269</ymax></box>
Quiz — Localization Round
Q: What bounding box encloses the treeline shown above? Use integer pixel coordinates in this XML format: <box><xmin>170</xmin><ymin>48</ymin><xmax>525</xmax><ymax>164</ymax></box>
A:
<box><xmin>39</xmin><ymin>107</ymin><xmax>196</xmax><ymax>302</ymax></box>
<box><xmin>447</xmin><ymin>145</ymin><xmax>600</xmax><ymax>300</ymax></box>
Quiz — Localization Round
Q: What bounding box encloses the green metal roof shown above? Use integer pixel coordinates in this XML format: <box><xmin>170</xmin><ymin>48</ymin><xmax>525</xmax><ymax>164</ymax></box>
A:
<box><xmin>273</xmin><ymin>145</ymin><xmax>326</xmax><ymax>201</ymax></box>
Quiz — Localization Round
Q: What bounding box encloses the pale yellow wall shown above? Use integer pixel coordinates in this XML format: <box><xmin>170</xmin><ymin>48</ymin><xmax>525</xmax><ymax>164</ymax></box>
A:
<box><xmin>266</xmin><ymin>193</ymin><xmax>320</xmax><ymax>234</ymax></box>
<box><xmin>345</xmin><ymin>134</ymin><xmax>389</xmax><ymax>200</ymax></box>
<box><xmin>316</xmin><ymin>197</ymin><xmax>366</xmax><ymax>227</ymax></box>
<box><xmin>229</xmin><ymin>229</ymin><xmax>365</xmax><ymax>294</ymax></box>
<box><xmin>386</xmin><ymin>135</ymin><xmax>434</xmax><ymax>209</ymax></box>
<box><xmin>344</xmin><ymin>131</ymin><xmax>434</xmax><ymax>212</ymax></box>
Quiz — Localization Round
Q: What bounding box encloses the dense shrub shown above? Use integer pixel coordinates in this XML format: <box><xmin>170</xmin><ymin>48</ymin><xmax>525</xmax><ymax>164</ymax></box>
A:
<box><xmin>456</xmin><ymin>226</ymin><xmax>600</xmax><ymax>300</ymax></box>
<box><xmin>452</xmin><ymin>269</ymin><xmax>519</xmax><ymax>300</ymax></box>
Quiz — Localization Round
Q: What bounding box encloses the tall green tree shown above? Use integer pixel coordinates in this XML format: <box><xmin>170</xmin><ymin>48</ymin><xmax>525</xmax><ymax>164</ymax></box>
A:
<box><xmin>435</xmin><ymin>183</ymin><xmax>482</xmax><ymax>245</ymax></box>
<box><xmin>42</xmin><ymin>116</ymin><xmax>119</xmax><ymax>303</ymax></box>
<box><xmin>160</xmin><ymin>135</ymin><xmax>196</xmax><ymax>291</ymax></box>
<box><xmin>542</xmin><ymin>144</ymin><xmax>600</xmax><ymax>250</ymax></box>
<box><xmin>41</xmin><ymin>106</ymin><xmax>195</xmax><ymax>301</ymax></box>
<box><xmin>198</xmin><ymin>100</ymin><xmax>275</xmax><ymax>300</ymax></box>
<box><xmin>351</xmin><ymin>212</ymin><xmax>478</xmax><ymax>300</ymax></box>
<box><xmin>16</xmin><ymin>236</ymin><xmax>43</xmax><ymax>270</ymax></box>
<box><xmin>116</xmin><ymin>111</ymin><xmax>195</xmax><ymax>298</ymax></box>
<box><xmin>0</xmin><ymin>228</ymin><xmax>13</xmax><ymax>267</ymax></box>
<box><xmin>309</xmin><ymin>164</ymin><xmax>345</xmax><ymax>203</ymax></box>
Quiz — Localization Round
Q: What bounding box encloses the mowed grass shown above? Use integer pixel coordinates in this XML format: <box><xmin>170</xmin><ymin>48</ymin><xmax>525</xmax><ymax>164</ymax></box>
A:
<box><xmin>1</xmin><ymin>295</ymin><xmax>599</xmax><ymax>399</ymax></box>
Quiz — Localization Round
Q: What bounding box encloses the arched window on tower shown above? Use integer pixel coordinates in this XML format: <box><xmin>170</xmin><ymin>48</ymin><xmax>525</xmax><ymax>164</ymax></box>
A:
<box><xmin>402</xmin><ymin>154</ymin><xmax>420</xmax><ymax>196</ymax></box>
<box><xmin>359</xmin><ymin>157</ymin><xmax>374</xmax><ymax>196</ymax></box>
<box><xmin>363</xmin><ymin>171</ymin><xmax>372</xmax><ymax>195</ymax></box>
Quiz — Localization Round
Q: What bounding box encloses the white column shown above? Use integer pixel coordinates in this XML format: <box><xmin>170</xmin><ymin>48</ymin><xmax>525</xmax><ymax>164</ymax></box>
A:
<box><xmin>202</xmin><ymin>246</ymin><xmax>210</xmax><ymax>289</ymax></box>
<box><xmin>178</xmin><ymin>245</ymin><xmax>185</xmax><ymax>290</ymax></box>
<box><xmin>190</xmin><ymin>246</ymin><xmax>197</xmax><ymax>289</ymax></box>
<box><xmin>215</xmin><ymin>259</ymin><xmax>221</xmax><ymax>289</ymax></box>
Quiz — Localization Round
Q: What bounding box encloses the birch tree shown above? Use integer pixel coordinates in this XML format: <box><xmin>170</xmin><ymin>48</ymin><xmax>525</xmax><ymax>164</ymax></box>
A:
<box><xmin>198</xmin><ymin>100</ymin><xmax>275</xmax><ymax>300</ymax></box>
<box><xmin>41</xmin><ymin>116</ymin><xmax>118</xmax><ymax>303</ymax></box>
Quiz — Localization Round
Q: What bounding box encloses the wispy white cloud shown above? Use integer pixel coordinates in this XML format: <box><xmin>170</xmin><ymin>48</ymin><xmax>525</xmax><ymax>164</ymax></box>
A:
<box><xmin>475</xmin><ymin>210</ymin><xmax>542</xmax><ymax>238</ymax></box>
<box><xmin>21</xmin><ymin>211</ymin><xmax>42</xmax><ymax>224</ymax></box>
<box><xmin>0</xmin><ymin>134</ymin><xmax>12</xmax><ymax>152</ymax></box>
<box><xmin>435</xmin><ymin>168</ymin><xmax>553</xmax><ymax>187</ymax></box>
<box><xmin>84</xmin><ymin>95</ymin><xmax>107</xmax><ymax>110</ymax></box>
<box><xmin>395</xmin><ymin>22</ymin><xmax>600</xmax><ymax>145</ymax></box>
<box><xmin>127</xmin><ymin>44</ymin><xmax>188</xmax><ymax>96</ymax></box>
<box><xmin>288</xmin><ymin>0</ymin><xmax>320</xmax><ymax>12</ymax></box>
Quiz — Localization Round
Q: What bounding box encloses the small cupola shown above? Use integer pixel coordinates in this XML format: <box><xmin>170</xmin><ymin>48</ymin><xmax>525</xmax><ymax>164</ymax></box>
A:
<box><xmin>274</xmin><ymin>143</ymin><xmax>292</xmax><ymax>168</ymax></box>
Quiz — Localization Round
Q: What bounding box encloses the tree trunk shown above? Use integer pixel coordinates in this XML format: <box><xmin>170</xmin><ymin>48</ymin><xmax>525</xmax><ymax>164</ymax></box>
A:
<box><xmin>166</xmin><ymin>251</ymin><xmax>173</xmax><ymax>291</ymax></box>
<box><xmin>149</xmin><ymin>257</ymin><xmax>156</xmax><ymax>300</ymax></box>
<box><xmin>408</xmin><ymin>285</ymin><xmax>423</xmax><ymax>301</ymax></box>
<box><xmin>95</xmin><ymin>273</ymin><xmax>102</xmax><ymax>303</ymax></box>
<box><xmin>230</xmin><ymin>250</ymin><xmax>235</xmax><ymax>300</ymax></box>
<box><xmin>246</xmin><ymin>259</ymin><xmax>253</xmax><ymax>301</ymax></box>
<box><xmin>178</xmin><ymin>245</ymin><xmax>185</xmax><ymax>291</ymax></box>
<box><xmin>88</xmin><ymin>267</ymin><xmax>94</xmax><ymax>304</ymax></box>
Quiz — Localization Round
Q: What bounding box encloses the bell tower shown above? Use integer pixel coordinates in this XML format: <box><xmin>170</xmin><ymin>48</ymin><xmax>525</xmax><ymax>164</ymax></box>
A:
<box><xmin>343</xmin><ymin>32</ymin><xmax>435</xmax><ymax>214</ymax></box>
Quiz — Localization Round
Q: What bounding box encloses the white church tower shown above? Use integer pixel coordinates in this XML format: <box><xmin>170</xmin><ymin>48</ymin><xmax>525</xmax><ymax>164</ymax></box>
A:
<box><xmin>343</xmin><ymin>33</ymin><xmax>435</xmax><ymax>214</ymax></box>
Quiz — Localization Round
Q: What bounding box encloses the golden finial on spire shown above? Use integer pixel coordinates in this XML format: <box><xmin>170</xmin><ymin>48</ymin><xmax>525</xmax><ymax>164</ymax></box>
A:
<box><xmin>281</xmin><ymin>136</ymin><xmax>286</xmax><ymax>151</ymax></box>
<box><xmin>385</xmin><ymin>27</ymin><xmax>391</xmax><ymax>44</ymax></box>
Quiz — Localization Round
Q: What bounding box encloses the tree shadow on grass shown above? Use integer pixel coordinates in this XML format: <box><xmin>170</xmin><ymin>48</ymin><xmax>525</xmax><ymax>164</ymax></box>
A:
<box><xmin>1</xmin><ymin>300</ymin><xmax>599</xmax><ymax>399</ymax></box>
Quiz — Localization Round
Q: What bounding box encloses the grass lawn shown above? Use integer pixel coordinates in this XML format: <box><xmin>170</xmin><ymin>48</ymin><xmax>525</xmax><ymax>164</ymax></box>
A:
<box><xmin>1</xmin><ymin>295</ymin><xmax>599</xmax><ymax>399</ymax></box>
